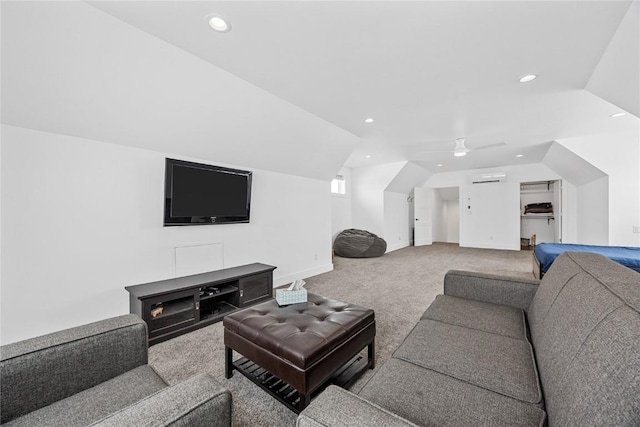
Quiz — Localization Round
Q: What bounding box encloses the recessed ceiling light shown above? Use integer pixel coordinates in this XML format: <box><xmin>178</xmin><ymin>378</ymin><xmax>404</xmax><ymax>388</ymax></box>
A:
<box><xmin>610</xmin><ymin>112</ymin><xmax>626</xmax><ymax>118</ymax></box>
<box><xmin>516</xmin><ymin>154</ymin><xmax>524</xmax><ymax>158</ymax></box>
<box><xmin>519</xmin><ymin>74</ymin><xmax>537</xmax><ymax>83</ymax></box>
<box><xmin>437</xmin><ymin>164</ymin><xmax>443</xmax><ymax>167</ymax></box>
<box><xmin>207</xmin><ymin>15</ymin><xmax>231</xmax><ymax>32</ymax></box>
<box><xmin>365</xmin><ymin>155</ymin><xmax>372</xmax><ymax>158</ymax></box>
<box><xmin>453</xmin><ymin>151</ymin><xmax>467</xmax><ymax>157</ymax></box>
<box><xmin>364</xmin><ymin>118</ymin><xmax>375</xmax><ymax>123</ymax></box>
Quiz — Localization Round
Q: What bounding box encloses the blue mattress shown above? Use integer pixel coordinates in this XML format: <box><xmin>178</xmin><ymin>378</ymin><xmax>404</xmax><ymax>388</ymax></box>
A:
<box><xmin>534</xmin><ymin>243</ymin><xmax>640</xmax><ymax>275</ymax></box>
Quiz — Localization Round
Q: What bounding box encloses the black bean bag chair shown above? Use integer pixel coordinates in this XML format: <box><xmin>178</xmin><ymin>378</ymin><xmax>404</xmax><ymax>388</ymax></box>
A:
<box><xmin>333</xmin><ymin>229</ymin><xmax>387</xmax><ymax>258</ymax></box>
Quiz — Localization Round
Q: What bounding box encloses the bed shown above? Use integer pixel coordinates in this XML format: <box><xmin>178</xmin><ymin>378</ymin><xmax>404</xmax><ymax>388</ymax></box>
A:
<box><xmin>533</xmin><ymin>242</ymin><xmax>640</xmax><ymax>279</ymax></box>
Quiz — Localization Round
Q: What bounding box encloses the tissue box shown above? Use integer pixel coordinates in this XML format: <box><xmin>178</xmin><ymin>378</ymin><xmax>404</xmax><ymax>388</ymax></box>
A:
<box><xmin>276</xmin><ymin>289</ymin><xmax>308</xmax><ymax>306</ymax></box>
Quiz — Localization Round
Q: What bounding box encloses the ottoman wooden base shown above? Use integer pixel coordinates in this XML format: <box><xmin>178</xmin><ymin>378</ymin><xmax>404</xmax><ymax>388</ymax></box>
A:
<box><xmin>227</xmin><ymin>348</ymin><xmax>373</xmax><ymax>413</ymax></box>
<box><xmin>223</xmin><ymin>293</ymin><xmax>376</xmax><ymax>413</ymax></box>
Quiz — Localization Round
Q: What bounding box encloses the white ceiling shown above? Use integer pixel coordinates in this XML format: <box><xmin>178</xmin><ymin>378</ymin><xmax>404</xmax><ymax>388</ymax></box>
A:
<box><xmin>2</xmin><ymin>1</ymin><xmax>639</xmax><ymax>178</ymax></box>
<box><xmin>88</xmin><ymin>0</ymin><xmax>639</xmax><ymax>173</ymax></box>
<box><xmin>1</xmin><ymin>1</ymin><xmax>359</xmax><ymax>180</ymax></box>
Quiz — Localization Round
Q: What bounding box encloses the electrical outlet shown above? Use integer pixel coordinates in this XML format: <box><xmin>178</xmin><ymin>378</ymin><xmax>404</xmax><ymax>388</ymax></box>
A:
<box><xmin>633</xmin><ymin>225</ymin><xmax>640</xmax><ymax>234</ymax></box>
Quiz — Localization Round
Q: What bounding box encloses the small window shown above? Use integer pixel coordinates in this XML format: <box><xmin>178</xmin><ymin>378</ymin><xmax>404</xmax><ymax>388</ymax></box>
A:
<box><xmin>331</xmin><ymin>175</ymin><xmax>346</xmax><ymax>195</ymax></box>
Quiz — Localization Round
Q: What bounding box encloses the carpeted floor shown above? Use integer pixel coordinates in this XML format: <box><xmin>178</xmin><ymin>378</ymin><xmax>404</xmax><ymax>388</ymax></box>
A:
<box><xmin>149</xmin><ymin>243</ymin><xmax>533</xmax><ymax>426</ymax></box>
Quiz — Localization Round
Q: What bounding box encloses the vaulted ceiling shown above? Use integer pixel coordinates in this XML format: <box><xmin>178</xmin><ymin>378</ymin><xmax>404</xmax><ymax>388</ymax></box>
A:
<box><xmin>2</xmin><ymin>1</ymin><xmax>639</xmax><ymax>179</ymax></box>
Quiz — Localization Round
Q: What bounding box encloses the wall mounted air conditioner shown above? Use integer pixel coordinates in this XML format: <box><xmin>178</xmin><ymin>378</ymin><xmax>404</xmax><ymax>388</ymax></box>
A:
<box><xmin>471</xmin><ymin>172</ymin><xmax>507</xmax><ymax>184</ymax></box>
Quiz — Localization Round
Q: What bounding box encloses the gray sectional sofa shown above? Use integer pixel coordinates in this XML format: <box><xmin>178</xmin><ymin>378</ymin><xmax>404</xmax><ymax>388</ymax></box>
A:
<box><xmin>1</xmin><ymin>314</ymin><xmax>231</xmax><ymax>426</ymax></box>
<box><xmin>298</xmin><ymin>252</ymin><xmax>640</xmax><ymax>426</ymax></box>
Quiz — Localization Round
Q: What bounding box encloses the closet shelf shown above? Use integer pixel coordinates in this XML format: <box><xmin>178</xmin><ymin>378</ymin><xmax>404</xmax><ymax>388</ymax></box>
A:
<box><xmin>520</xmin><ymin>190</ymin><xmax>553</xmax><ymax>195</ymax></box>
<box><xmin>521</xmin><ymin>214</ymin><xmax>554</xmax><ymax>224</ymax></box>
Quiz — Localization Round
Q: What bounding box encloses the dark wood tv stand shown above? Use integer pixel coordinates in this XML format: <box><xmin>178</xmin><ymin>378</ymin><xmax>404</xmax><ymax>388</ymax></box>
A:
<box><xmin>125</xmin><ymin>263</ymin><xmax>277</xmax><ymax>345</ymax></box>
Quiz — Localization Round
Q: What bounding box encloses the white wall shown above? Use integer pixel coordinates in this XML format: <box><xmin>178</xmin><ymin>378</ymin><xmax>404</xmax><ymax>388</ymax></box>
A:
<box><xmin>330</xmin><ymin>167</ymin><xmax>352</xmax><ymax>241</ymax></box>
<box><xmin>432</xmin><ymin>191</ymin><xmax>446</xmax><ymax>243</ymax></box>
<box><xmin>463</xmin><ymin>181</ymin><xmax>521</xmax><ymax>250</ymax></box>
<box><xmin>351</xmin><ymin>162</ymin><xmax>406</xmax><ymax>237</ymax></box>
<box><xmin>424</xmin><ymin>160</ymin><xmax>626</xmax><ymax>249</ymax></box>
<box><xmin>446</xmin><ymin>200</ymin><xmax>460</xmax><ymax>243</ymax></box>
<box><xmin>0</xmin><ymin>135</ymin><xmax>2</xmax><ymax>322</ymax></box>
<box><xmin>383</xmin><ymin>191</ymin><xmax>412</xmax><ymax>252</ymax></box>
<box><xmin>408</xmin><ymin>193</ymin><xmax>415</xmax><ymax>245</ymax></box>
<box><xmin>1</xmin><ymin>125</ymin><xmax>334</xmax><ymax>344</ymax></box>
<box><xmin>425</xmin><ymin>164</ymin><xmax>563</xmax><ymax>250</ymax></box>
<box><xmin>577</xmin><ymin>176</ymin><xmax>610</xmax><ymax>244</ymax></box>
<box><xmin>432</xmin><ymin>188</ymin><xmax>459</xmax><ymax>244</ymax></box>
<box><xmin>558</xmin><ymin>131</ymin><xmax>640</xmax><ymax>246</ymax></box>
<box><xmin>562</xmin><ymin>180</ymin><xmax>579</xmax><ymax>244</ymax></box>
<box><xmin>351</xmin><ymin>161</ymin><xmax>428</xmax><ymax>251</ymax></box>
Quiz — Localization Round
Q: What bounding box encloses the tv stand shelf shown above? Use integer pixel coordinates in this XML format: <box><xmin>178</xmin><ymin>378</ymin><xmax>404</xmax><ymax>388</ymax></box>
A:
<box><xmin>126</xmin><ymin>263</ymin><xmax>276</xmax><ymax>345</ymax></box>
<box><xmin>201</xmin><ymin>284</ymin><xmax>238</xmax><ymax>301</ymax></box>
<box><xmin>200</xmin><ymin>301</ymin><xmax>236</xmax><ymax>322</ymax></box>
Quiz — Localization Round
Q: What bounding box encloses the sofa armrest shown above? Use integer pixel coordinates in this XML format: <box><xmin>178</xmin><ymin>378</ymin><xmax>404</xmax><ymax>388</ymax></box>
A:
<box><xmin>0</xmin><ymin>314</ymin><xmax>148</xmax><ymax>424</ymax></box>
<box><xmin>91</xmin><ymin>373</ymin><xmax>232</xmax><ymax>427</ymax></box>
<box><xmin>297</xmin><ymin>386</ymin><xmax>418</xmax><ymax>427</ymax></box>
<box><xmin>444</xmin><ymin>270</ymin><xmax>540</xmax><ymax>311</ymax></box>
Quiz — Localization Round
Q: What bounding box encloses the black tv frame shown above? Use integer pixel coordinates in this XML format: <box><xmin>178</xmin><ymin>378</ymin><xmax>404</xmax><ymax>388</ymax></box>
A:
<box><xmin>164</xmin><ymin>158</ymin><xmax>252</xmax><ymax>226</ymax></box>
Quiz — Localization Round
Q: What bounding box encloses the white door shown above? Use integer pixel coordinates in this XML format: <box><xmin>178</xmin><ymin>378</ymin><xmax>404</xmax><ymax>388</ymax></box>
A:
<box><xmin>414</xmin><ymin>187</ymin><xmax>433</xmax><ymax>246</ymax></box>
<box><xmin>553</xmin><ymin>180</ymin><xmax>563</xmax><ymax>243</ymax></box>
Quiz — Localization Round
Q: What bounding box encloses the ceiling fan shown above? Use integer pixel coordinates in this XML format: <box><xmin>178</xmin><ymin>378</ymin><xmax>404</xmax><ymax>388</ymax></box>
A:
<box><xmin>421</xmin><ymin>138</ymin><xmax>507</xmax><ymax>157</ymax></box>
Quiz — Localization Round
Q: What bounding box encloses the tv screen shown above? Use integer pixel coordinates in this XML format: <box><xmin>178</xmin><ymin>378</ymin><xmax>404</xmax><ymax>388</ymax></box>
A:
<box><xmin>164</xmin><ymin>158</ymin><xmax>252</xmax><ymax>226</ymax></box>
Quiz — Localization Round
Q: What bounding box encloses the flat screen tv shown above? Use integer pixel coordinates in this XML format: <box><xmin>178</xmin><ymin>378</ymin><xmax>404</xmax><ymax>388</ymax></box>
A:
<box><xmin>164</xmin><ymin>158</ymin><xmax>252</xmax><ymax>226</ymax></box>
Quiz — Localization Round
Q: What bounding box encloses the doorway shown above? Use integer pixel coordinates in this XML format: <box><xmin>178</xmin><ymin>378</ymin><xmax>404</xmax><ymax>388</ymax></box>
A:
<box><xmin>433</xmin><ymin>187</ymin><xmax>460</xmax><ymax>244</ymax></box>
<box><xmin>413</xmin><ymin>186</ymin><xmax>460</xmax><ymax>246</ymax></box>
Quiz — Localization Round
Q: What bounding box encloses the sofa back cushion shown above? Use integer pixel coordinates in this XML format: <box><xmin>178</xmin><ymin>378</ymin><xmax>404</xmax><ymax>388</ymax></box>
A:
<box><xmin>527</xmin><ymin>252</ymin><xmax>640</xmax><ymax>425</ymax></box>
<box><xmin>0</xmin><ymin>314</ymin><xmax>148</xmax><ymax>424</ymax></box>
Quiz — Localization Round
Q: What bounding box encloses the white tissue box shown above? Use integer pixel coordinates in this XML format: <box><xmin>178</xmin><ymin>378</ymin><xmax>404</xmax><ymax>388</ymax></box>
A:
<box><xmin>276</xmin><ymin>289</ymin><xmax>308</xmax><ymax>306</ymax></box>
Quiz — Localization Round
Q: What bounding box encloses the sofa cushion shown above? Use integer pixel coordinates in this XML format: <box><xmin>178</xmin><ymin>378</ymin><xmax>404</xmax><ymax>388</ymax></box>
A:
<box><xmin>393</xmin><ymin>319</ymin><xmax>541</xmax><ymax>404</ymax></box>
<box><xmin>526</xmin><ymin>252</ymin><xmax>640</xmax><ymax>425</ymax></box>
<box><xmin>298</xmin><ymin>385</ymin><xmax>419</xmax><ymax>427</ymax></box>
<box><xmin>527</xmin><ymin>252</ymin><xmax>588</xmax><ymax>340</ymax></box>
<box><xmin>549</xmin><ymin>307</ymin><xmax>640</xmax><ymax>425</ymax></box>
<box><xmin>421</xmin><ymin>295</ymin><xmax>527</xmax><ymax>339</ymax></box>
<box><xmin>529</xmin><ymin>270</ymin><xmax>621</xmax><ymax>386</ymax></box>
<box><xmin>359</xmin><ymin>358</ymin><xmax>546</xmax><ymax>426</ymax></box>
<box><xmin>5</xmin><ymin>365</ymin><xmax>167</xmax><ymax>427</ymax></box>
<box><xmin>443</xmin><ymin>270</ymin><xmax>540</xmax><ymax>312</ymax></box>
<box><xmin>91</xmin><ymin>373</ymin><xmax>232</xmax><ymax>427</ymax></box>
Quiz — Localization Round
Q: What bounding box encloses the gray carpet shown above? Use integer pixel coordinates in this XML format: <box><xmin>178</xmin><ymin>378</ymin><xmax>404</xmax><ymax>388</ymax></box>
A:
<box><xmin>149</xmin><ymin>243</ymin><xmax>533</xmax><ymax>426</ymax></box>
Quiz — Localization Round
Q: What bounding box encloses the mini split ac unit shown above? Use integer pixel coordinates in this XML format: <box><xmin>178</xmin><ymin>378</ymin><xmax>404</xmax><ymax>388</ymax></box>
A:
<box><xmin>471</xmin><ymin>172</ymin><xmax>507</xmax><ymax>184</ymax></box>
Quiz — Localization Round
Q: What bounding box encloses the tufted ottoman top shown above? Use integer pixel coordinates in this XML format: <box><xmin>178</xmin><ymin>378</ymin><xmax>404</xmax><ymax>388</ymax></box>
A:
<box><xmin>223</xmin><ymin>293</ymin><xmax>374</xmax><ymax>369</ymax></box>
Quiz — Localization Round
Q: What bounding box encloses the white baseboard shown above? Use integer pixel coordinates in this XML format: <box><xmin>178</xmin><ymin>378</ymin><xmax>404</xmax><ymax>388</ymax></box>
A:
<box><xmin>461</xmin><ymin>241</ymin><xmax>520</xmax><ymax>251</ymax></box>
<box><xmin>385</xmin><ymin>240</ymin><xmax>411</xmax><ymax>253</ymax></box>
<box><xmin>273</xmin><ymin>263</ymin><xmax>334</xmax><ymax>288</ymax></box>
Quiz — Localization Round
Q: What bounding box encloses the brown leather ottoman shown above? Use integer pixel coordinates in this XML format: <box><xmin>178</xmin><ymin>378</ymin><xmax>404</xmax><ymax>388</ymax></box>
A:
<box><xmin>224</xmin><ymin>293</ymin><xmax>375</xmax><ymax>412</ymax></box>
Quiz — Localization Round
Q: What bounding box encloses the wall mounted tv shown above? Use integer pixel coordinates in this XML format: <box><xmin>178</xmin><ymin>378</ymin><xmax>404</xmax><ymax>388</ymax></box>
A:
<box><xmin>164</xmin><ymin>158</ymin><xmax>252</xmax><ymax>226</ymax></box>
